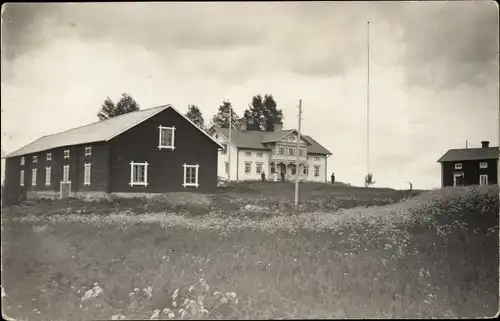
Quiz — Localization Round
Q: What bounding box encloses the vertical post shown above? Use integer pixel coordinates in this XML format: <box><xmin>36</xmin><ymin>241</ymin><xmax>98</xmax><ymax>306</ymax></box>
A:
<box><xmin>228</xmin><ymin>104</ymin><xmax>232</xmax><ymax>182</ymax></box>
<box><xmin>149</xmin><ymin>75</ymin><xmax>152</xmax><ymax>107</ymax></box>
<box><xmin>295</xmin><ymin>100</ymin><xmax>302</xmax><ymax>207</ymax></box>
<box><xmin>366</xmin><ymin>20</ymin><xmax>370</xmax><ymax>188</ymax></box>
<box><xmin>466</xmin><ymin>140</ymin><xmax>468</xmax><ymax>148</ymax></box>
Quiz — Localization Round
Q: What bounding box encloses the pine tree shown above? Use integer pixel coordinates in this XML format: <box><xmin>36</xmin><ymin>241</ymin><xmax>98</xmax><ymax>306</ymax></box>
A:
<box><xmin>243</xmin><ymin>94</ymin><xmax>284</xmax><ymax>131</ymax></box>
<box><xmin>185</xmin><ymin>105</ymin><xmax>205</xmax><ymax>129</ymax></box>
<box><xmin>211</xmin><ymin>100</ymin><xmax>239</xmax><ymax>129</ymax></box>
<box><xmin>97</xmin><ymin>93</ymin><xmax>140</xmax><ymax>120</ymax></box>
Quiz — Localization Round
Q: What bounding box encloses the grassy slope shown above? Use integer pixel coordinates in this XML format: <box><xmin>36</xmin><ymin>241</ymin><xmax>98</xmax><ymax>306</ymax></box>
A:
<box><xmin>1</xmin><ymin>183</ymin><xmax>498</xmax><ymax>320</ymax></box>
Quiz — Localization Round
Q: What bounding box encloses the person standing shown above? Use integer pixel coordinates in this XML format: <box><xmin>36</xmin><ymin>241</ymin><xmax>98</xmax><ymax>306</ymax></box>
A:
<box><xmin>261</xmin><ymin>171</ymin><xmax>266</xmax><ymax>182</ymax></box>
<box><xmin>331</xmin><ymin>172</ymin><xmax>335</xmax><ymax>184</ymax></box>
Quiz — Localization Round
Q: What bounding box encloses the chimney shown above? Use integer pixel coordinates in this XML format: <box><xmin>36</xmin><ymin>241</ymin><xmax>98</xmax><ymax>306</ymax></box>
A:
<box><xmin>238</xmin><ymin>118</ymin><xmax>247</xmax><ymax>131</ymax></box>
<box><xmin>273</xmin><ymin>122</ymin><xmax>283</xmax><ymax>131</ymax></box>
<box><xmin>481</xmin><ymin>141</ymin><xmax>490</xmax><ymax>148</ymax></box>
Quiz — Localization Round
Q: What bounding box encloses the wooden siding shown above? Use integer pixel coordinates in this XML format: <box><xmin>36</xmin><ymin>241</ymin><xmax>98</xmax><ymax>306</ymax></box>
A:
<box><xmin>441</xmin><ymin>159</ymin><xmax>498</xmax><ymax>187</ymax></box>
<box><xmin>109</xmin><ymin>107</ymin><xmax>219</xmax><ymax>193</ymax></box>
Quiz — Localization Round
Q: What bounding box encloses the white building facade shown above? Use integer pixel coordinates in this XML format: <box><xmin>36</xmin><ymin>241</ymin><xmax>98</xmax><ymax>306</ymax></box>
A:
<box><xmin>210</xmin><ymin>120</ymin><xmax>332</xmax><ymax>183</ymax></box>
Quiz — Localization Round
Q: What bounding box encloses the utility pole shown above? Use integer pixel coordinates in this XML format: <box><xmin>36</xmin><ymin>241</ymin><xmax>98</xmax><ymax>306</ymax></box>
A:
<box><xmin>295</xmin><ymin>99</ymin><xmax>303</xmax><ymax>208</ymax></box>
<box><xmin>366</xmin><ymin>20</ymin><xmax>370</xmax><ymax>187</ymax></box>
<box><xmin>466</xmin><ymin>140</ymin><xmax>468</xmax><ymax>148</ymax></box>
<box><xmin>228</xmin><ymin>105</ymin><xmax>232</xmax><ymax>182</ymax></box>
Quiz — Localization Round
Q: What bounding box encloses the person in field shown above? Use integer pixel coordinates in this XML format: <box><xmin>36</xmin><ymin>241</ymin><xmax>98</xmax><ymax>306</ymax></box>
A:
<box><xmin>261</xmin><ymin>171</ymin><xmax>266</xmax><ymax>182</ymax></box>
<box><xmin>331</xmin><ymin>172</ymin><xmax>335</xmax><ymax>184</ymax></box>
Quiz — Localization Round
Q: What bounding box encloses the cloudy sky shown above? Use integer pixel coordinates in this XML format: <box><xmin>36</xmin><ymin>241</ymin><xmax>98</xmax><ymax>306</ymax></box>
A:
<box><xmin>1</xmin><ymin>1</ymin><xmax>499</xmax><ymax>189</ymax></box>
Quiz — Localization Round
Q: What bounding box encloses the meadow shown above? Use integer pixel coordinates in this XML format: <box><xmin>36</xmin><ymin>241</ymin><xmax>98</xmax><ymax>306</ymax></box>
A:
<box><xmin>1</xmin><ymin>182</ymin><xmax>498</xmax><ymax>320</ymax></box>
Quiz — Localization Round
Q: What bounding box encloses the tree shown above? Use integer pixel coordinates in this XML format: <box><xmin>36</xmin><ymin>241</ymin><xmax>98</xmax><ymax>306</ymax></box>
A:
<box><xmin>97</xmin><ymin>92</ymin><xmax>140</xmax><ymax>120</ymax></box>
<box><xmin>243</xmin><ymin>94</ymin><xmax>284</xmax><ymax>131</ymax></box>
<box><xmin>211</xmin><ymin>100</ymin><xmax>239</xmax><ymax>129</ymax></box>
<box><xmin>185</xmin><ymin>105</ymin><xmax>205</xmax><ymax>129</ymax></box>
<box><xmin>365</xmin><ymin>173</ymin><xmax>376</xmax><ymax>188</ymax></box>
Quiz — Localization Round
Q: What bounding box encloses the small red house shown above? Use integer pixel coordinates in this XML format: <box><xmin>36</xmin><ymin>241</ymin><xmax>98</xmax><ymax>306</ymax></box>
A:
<box><xmin>2</xmin><ymin>105</ymin><xmax>223</xmax><ymax>204</ymax></box>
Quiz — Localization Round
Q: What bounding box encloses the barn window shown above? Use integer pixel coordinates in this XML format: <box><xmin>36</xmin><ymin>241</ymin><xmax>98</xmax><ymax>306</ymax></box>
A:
<box><xmin>20</xmin><ymin>170</ymin><xmax>24</xmax><ymax>186</ymax></box>
<box><xmin>183</xmin><ymin>164</ymin><xmax>199</xmax><ymax>188</ymax></box>
<box><xmin>454</xmin><ymin>163</ymin><xmax>462</xmax><ymax>170</ymax></box>
<box><xmin>158</xmin><ymin>126</ymin><xmax>176</xmax><ymax>150</ymax></box>
<box><xmin>84</xmin><ymin>163</ymin><xmax>91</xmax><ymax>186</ymax></box>
<box><xmin>480</xmin><ymin>174</ymin><xmax>488</xmax><ymax>186</ymax></box>
<box><xmin>33</xmin><ymin>156</ymin><xmax>38</xmax><ymax>163</ymax></box>
<box><xmin>46</xmin><ymin>153</ymin><xmax>52</xmax><ymax>161</ymax></box>
<box><xmin>20</xmin><ymin>157</ymin><xmax>25</xmax><ymax>166</ymax></box>
<box><xmin>479</xmin><ymin>162</ymin><xmax>488</xmax><ymax>169</ymax></box>
<box><xmin>45</xmin><ymin>166</ymin><xmax>51</xmax><ymax>186</ymax></box>
<box><xmin>129</xmin><ymin>162</ymin><xmax>149</xmax><ymax>186</ymax></box>
<box><xmin>85</xmin><ymin>146</ymin><xmax>92</xmax><ymax>157</ymax></box>
<box><xmin>64</xmin><ymin>149</ymin><xmax>70</xmax><ymax>159</ymax></box>
<box><xmin>62</xmin><ymin>165</ymin><xmax>70</xmax><ymax>183</ymax></box>
<box><xmin>32</xmin><ymin>168</ymin><xmax>37</xmax><ymax>186</ymax></box>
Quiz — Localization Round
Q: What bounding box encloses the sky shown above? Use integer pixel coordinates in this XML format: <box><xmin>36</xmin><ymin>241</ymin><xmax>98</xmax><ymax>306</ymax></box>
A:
<box><xmin>1</xmin><ymin>1</ymin><xmax>499</xmax><ymax>189</ymax></box>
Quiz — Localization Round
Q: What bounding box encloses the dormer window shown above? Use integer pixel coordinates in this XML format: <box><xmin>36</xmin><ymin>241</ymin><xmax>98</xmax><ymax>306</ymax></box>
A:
<box><xmin>64</xmin><ymin>149</ymin><xmax>70</xmax><ymax>159</ymax></box>
<box><xmin>454</xmin><ymin>163</ymin><xmax>462</xmax><ymax>170</ymax></box>
<box><xmin>85</xmin><ymin>146</ymin><xmax>92</xmax><ymax>157</ymax></box>
<box><xmin>158</xmin><ymin>126</ymin><xmax>176</xmax><ymax>150</ymax></box>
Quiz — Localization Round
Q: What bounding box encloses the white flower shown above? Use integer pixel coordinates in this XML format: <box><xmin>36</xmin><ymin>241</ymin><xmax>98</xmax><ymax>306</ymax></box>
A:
<box><xmin>225</xmin><ymin>292</ymin><xmax>237</xmax><ymax>300</ymax></box>
<box><xmin>220</xmin><ymin>297</ymin><xmax>228</xmax><ymax>304</ymax></box>
<box><xmin>184</xmin><ymin>298</ymin><xmax>190</xmax><ymax>306</ymax></box>
<box><xmin>180</xmin><ymin>309</ymin><xmax>188</xmax><ymax>318</ymax></box>
<box><xmin>111</xmin><ymin>314</ymin><xmax>126</xmax><ymax>320</ymax></box>
<box><xmin>172</xmin><ymin>301</ymin><xmax>177</xmax><ymax>307</ymax></box>
<box><xmin>188</xmin><ymin>285</ymin><xmax>195</xmax><ymax>293</ymax></box>
<box><xmin>162</xmin><ymin>308</ymin><xmax>172</xmax><ymax>314</ymax></box>
<box><xmin>172</xmin><ymin>288</ymin><xmax>179</xmax><ymax>300</ymax></box>
<box><xmin>167</xmin><ymin>312</ymin><xmax>175</xmax><ymax>319</ymax></box>
<box><xmin>199</xmin><ymin>278</ymin><xmax>207</xmax><ymax>287</ymax></box>
<box><xmin>150</xmin><ymin>309</ymin><xmax>161</xmax><ymax>319</ymax></box>
<box><xmin>213</xmin><ymin>291</ymin><xmax>221</xmax><ymax>297</ymax></box>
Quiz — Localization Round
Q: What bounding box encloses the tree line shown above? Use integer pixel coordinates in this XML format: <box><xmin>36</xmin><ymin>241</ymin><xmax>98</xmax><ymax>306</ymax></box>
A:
<box><xmin>96</xmin><ymin>93</ymin><xmax>284</xmax><ymax>132</ymax></box>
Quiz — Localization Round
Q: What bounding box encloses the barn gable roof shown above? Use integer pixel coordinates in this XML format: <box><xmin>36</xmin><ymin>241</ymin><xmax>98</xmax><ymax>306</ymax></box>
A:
<box><xmin>3</xmin><ymin>105</ymin><xmax>223</xmax><ymax>159</ymax></box>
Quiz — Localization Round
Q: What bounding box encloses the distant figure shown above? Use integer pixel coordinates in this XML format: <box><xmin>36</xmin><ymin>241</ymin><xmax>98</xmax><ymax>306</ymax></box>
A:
<box><xmin>331</xmin><ymin>173</ymin><xmax>335</xmax><ymax>184</ymax></box>
<box><xmin>261</xmin><ymin>171</ymin><xmax>266</xmax><ymax>182</ymax></box>
<box><xmin>281</xmin><ymin>171</ymin><xmax>285</xmax><ymax>182</ymax></box>
<box><xmin>409</xmin><ymin>181</ymin><xmax>413</xmax><ymax>192</ymax></box>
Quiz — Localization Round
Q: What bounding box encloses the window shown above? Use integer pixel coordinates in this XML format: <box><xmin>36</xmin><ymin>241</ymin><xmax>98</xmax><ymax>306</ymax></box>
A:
<box><xmin>85</xmin><ymin>146</ymin><xmax>92</xmax><ymax>157</ymax></box>
<box><xmin>32</xmin><ymin>168</ymin><xmax>37</xmax><ymax>186</ymax></box>
<box><xmin>314</xmin><ymin>165</ymin><xmax>320</xmax><ymax>177</ymax></box>
<box><xmin>300</xmin><ymin>148</ymin><xmax>306</xmax><ymax>157</ymax></box>
<box><xmin>480</xmin><ymin>162</ymin><xmax>488</xmax><ymax>169</ymax></box>
<box><xmin>225</xmin><ymin>162</ymin><xmax>229</xmax><ymax>174</ymax></box>
<box><xmin>256</xmin><ymin>163</ymin><xmax>263</xmax><ymax>174</ymax></box>
<box><xmin>454</xmin><ymin>163</ymin><xmax>462</xmax><ymax>170</ymax></box>
<box><xmin>129</xmin><ymin>162</ymin><xmax>149</xmax><ymax>186</ymax></box>
<box><xmin>45</xmin><ymin>166</ymin><xmax>51</xmax><ymax>186</ymax></box>
<box><xmin>245</xmin><ymin>162</ymin><xmax>251</xmax><ymax>174</ymax></box>
<box><xmin>288</xmin><ymin>147</ymin><xmax>296</xmax><ymax>156</ymax></box>
<box><xmin>62</xmin><ymin>165</ymin><xmax>70</xmax><ymax>183</ymax></box>
<box><xmin>20</xmin><ymin>170</ymin><xmax>24</xmax><ymax>186</ymax></box>
<box><xmin>84</xmin><ymin>163</ymin><xmax>91</xmax><ymax>186</ymax></box>
<box><xmin>270</xmin><ymin>163</ymin><xmax>276</xmax><ymax>174</ymax></box>
<box><xmin>33</xmin><ymin>155</ymin><xmax>38</xmax><ymax>163</ymax></box>
<box><xmin>314</xmin><ymin>156</ymin><xmax>320</xmax><ymax>161</ymax></box>
<box><xmin>291</xmin><ymin>165</ymin><xmax>296</xmax><ymax>175</ymax></box>
<box><xmin>46</xmin><ymin>153</ymin><xmax>52</xmax><ymax>161</ymax></box>
<box><xmin>158</xmin><ymin>126</ymin><xmax>176</xmax><ymax>150</ymax></box>
<box><xmin>20</xmin><ymin>157</ymin><xmax>25</xmax><ymax>166</ymax></box>
<box><xmin>221</xmin><ymin>143</ymin><xmax>228</xmax><ymax>155</ymax></box>
<box><xmin>480</xmin><ymin>174</ymin><xmax>488</xmax><ymax>186</ymax></box>
<box><xmin>303</xmin><ymin>165</ymin><xmax>308</xmax><ymax>175</ymax></box>
<box><xmin>245</xmin><ymin>152</ymin><xmax>252</xmax><ymax>156</ymax></box>
<box><xmin>64</xmin><ymin>149</ymin><xmax>70</xmax><ymax>159</ymax></box>
<box><xmin>279</xmin><ymin>146</ymin><xmax>285</xmax><ymax>155</ymax></box>
<box><xmin>183</xmin><ymin>164</ymin><xmax>199</xmax><ymax>188</ymax></box>
<box><xmin>257</xmin><ymin>152</ymin><xmax>263</xmax><ymax>157</ymax></box>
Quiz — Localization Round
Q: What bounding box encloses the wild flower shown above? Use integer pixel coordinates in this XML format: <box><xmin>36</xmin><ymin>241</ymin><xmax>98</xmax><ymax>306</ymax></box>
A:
<box><xmin>111</xmin><ymin>314</ymin><xmax>126</xmax><ymax>320</ymax></box>
<box><xmin>143</xmin><ymin>286</ymin><xmax>153</xmax><ymax>299</ymax></box>
<box><xmin>81</xmin><ymin>284</ymin><xmax>103</xmax><ymax>301</ymax></box>
<box><xmin>150</xmin><ymin>309</ymin><xmax>160</xmax><ymax>320</ymax></box>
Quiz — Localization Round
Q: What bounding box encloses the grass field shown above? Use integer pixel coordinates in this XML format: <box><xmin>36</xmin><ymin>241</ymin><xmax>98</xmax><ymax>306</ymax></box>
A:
<box><xmin>1</xmin><ymin>182</ymin><xmax>498</xmax><ymax>320</ymax></box>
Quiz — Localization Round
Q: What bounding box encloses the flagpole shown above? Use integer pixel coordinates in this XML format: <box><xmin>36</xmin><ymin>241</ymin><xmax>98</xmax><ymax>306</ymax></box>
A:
<box><xmin>228</xmin><ymin>103</ymin><xmax>232</xmax><ymax>182</ymax></box>
<box><xmin>366</xmin><ymin>20</ymin><xmax>370</xmax><ymax>186</ymax></box>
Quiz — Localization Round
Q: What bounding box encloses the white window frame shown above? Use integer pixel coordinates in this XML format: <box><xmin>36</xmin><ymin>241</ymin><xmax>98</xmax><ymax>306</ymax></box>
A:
<box><xmin>46</xmin><ymin>153</ymin><xmax>52</xmax><ymax>161</ymax></box>
<box><xmin>32</xmin><ymin>168</ymin><xmax>37</xmax><ymax>186</ymax></box>
<box><xmin>64</xmin><ymin>149</ymin><xmax>70</xmax><ymax>159</ymax></box>
<box><xmin>245</xmin><ymin>152</ymin><xmax>252</xmax><ymax>156</ymax></box>
<box><xmin>45</xmin><ymin>166</ymin><xmax>51</xmax><ymax>186</ymax></box>
<box><xmin>245</xmin><ymin>162</ymin><xmax>251</xmax><ymax>174</ymax></box>
<box><xmin>454</xmin><ymin>163</ymin><xmax>462</xmax><ymax>170</ymax></box>
<box><xmin>479</xmin><ymin>162</ymin><xmax>488</xmax><ymax>169</ymax></box>
<box><xmin>62</xmin><ymin>164</ymin><xmax>70</xmax><ymax>183</ymax></box>
<box><xmin>20</xmin><ymin>157</ymin><xmax>25</xmax><ymax>166</ymax></box>
<box><xmin>479</xmin><ymin>174</ymin><xmax>488</xmax><ymax>186</ymax></box>
<box><xmin>33</xmin><ymin>155</ymin><xmax>38</xmax><ymax>163</ymax></box>
<box><xmin>256</xmin><ymin>162</ymin><xmax>263</xmax><ymax>174</ymax></box>
<box><xmin>158</xmin><ymin>126</ymin><xmax>176</xmax><ymax>150</ymax></box>
<box><xmin>85</xmin><ymin>146</ymin><xmax>92</xmax><ymax>157</ymax></box>
<box><xmin>129</xmin><ymin>161</ymin><xmax>149</xmax><ymax>186</ymax></box>
<box><xmin>20</xmin><ymin>170</ymin><xmax>24</xmax><ymax>186</ymax></box>
<box><xmin>256</xmin><ymin>152</ymin><xmax>263</xmax><ymax>157</ymax></box>
<box><xmin>314</xmin><ymin>165</ymin><xmax>320</xmax><ymax>177</ymax></box>
<box><xmin>84</xmin><ymin>163</ymin><xmax>91</xmax><ymax>186</ymax></box>
<box><xmin>183</xmin><ymin>164</ymin><xmax>199</xmax><ymax>188</ymax></box>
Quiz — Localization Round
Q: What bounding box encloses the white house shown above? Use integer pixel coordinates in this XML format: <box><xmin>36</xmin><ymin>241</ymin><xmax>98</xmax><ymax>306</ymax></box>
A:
<box><xmin>209</xmin><ymin>119</ymin><xmax>333</xmax><ymax>182</ymax></box>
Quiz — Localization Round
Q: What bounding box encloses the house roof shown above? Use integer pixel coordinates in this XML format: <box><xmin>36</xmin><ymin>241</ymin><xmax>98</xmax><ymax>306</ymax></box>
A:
<box><xmin>4</xmin><ymin>105</ymin><xmax>223</xmax><ymax>159</ymax></box>
<box><xmin>214</xmin><ymin>128</ymin><xmax>333</xmax><ymax>155</ymax></box>
<box><xmin>437</xmin><ymin>147</ymin><xmax>499</xmax><ymax>162</ymax></box>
